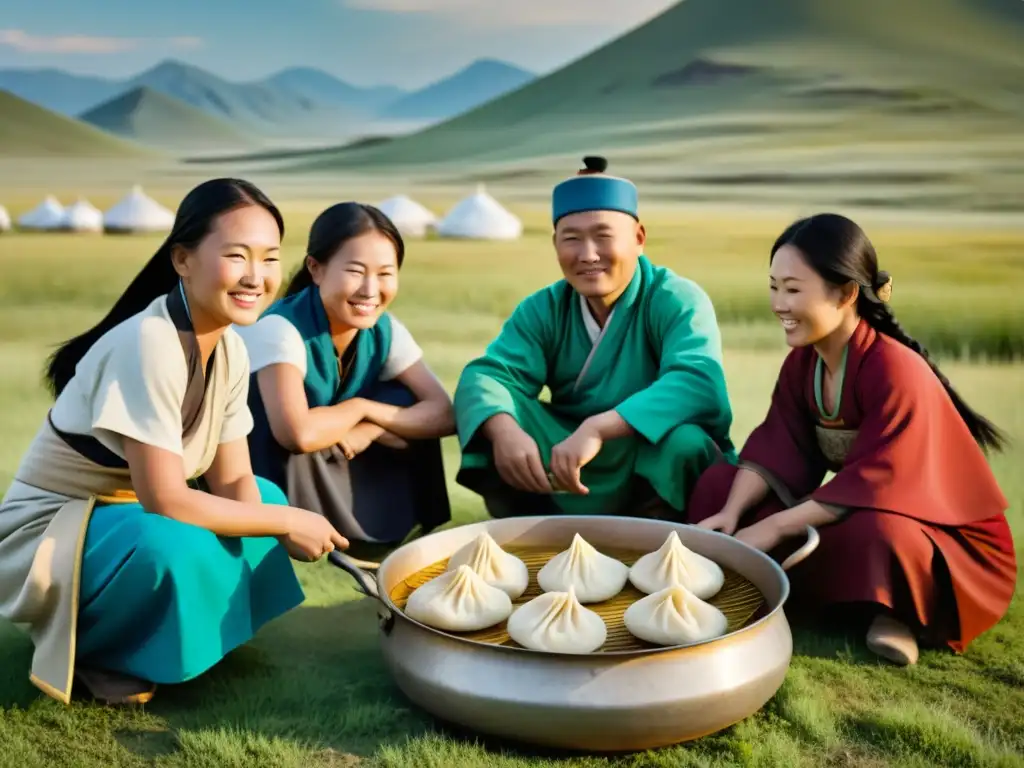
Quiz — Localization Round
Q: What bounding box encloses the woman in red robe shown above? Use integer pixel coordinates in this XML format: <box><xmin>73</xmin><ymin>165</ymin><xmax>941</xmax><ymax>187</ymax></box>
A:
<box><xmin>687</xmin><ymin>213</ymin><xmax>1016</xmax><ymax>666</ymax></box>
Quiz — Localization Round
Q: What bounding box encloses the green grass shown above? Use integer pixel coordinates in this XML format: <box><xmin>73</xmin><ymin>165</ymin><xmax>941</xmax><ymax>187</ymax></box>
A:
<box><xmin>0</xmin><ymin>206</ymin><xmax>1022</xmax><ymax>767</ymax></box>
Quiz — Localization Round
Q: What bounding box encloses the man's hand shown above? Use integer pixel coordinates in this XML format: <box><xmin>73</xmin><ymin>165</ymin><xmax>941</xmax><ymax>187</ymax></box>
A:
<box><xmin>549</xmin><ymin>420</ymin><xmax>604</xmax><ymax>495</ymax></box>
<box><xmin>485</xmin><ymin>414</ymin><xmax>552</xmax><ymax>494</ymax></box>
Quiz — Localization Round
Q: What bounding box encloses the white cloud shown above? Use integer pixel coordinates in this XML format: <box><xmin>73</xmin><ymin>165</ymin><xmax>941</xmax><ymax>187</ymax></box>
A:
<box><xmin>341</xmin><ymin>0</ymin><xmax>676</xmax><ymax>28</ymax></box>
<box><xmin>168</xmin><ymin>36</ymin><xmax>204</xmax><ymax>50</ymax></box>
<box><xmin>0</xmin><ymin>30</ymin><xmax>204</xmax><ymax>55</ymax></box>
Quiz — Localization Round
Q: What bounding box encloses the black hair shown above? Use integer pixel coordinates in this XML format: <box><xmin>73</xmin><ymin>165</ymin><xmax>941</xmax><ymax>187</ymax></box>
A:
<box><xmin>284</xmin><ymin>202</ymin><xmax>404</xmax><ymax>297</ymax></box>
<box><xmin>771</xmin><ymin>212</ymin><xmax>1006</xmax><ymax>453</ymax></box>
<box><xmin>44</xmin><ymin>177</ymin><xmax>284</xmax><ymax>398</ymax></box>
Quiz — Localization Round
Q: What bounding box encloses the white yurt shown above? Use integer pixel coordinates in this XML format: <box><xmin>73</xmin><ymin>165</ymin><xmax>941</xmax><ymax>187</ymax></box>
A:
<box><xmin>61</xmin><ymin>198</ymin><xmax>104</xmax><ymax>233</ymax></box>
<box><xmin>103</xmin><ymin>185</ymin><xmax>175</xmax><ymax>234</ymax></box>
<box><xmin>18</xmin><ymin>195</ymin><xmax>65</xmax><ymax>231</ymax></box>
<box><xmin>436</xmin><ymin>185</ymin><xmax>522</xmax><ymax>241</ymax></box>
<box><xmin>0</xmin><ymin>204</ymin><xmax>11</xmax><ymax>233</ymax></box>
<box><xmin>377</xmin><ymin>194</ymin><xmax>437</xmax><ymax>237</ymax></box>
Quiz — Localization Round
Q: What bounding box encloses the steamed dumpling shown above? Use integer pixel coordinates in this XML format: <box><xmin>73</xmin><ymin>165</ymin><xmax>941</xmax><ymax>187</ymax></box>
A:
<box><xmin>628</xmin><ymin>531</ymin><xmax>725</xmax><ymax>599</ymax></box>
<box><xmin>537</xmin><ymin>533</ymin><xmax>629</xmax><ymax>603</ymax></box>
<box><xmin>405</xmin><ymin>565</ymin><xmax>513</xmax><ymax>632</ymax></box>
<box><xmin>445</xmin><ymin>532</ymin><xmax>529</xmax><ymax>598</ymax></box>
<box><xmin>624</xmin><ymin>584</ymin><xmax>729</xmax><ymax>646</ymax></box>
<box><xmin>507</xmin><ymin>586</ymin><xmax>607</xmax><ymax>654</ymax></box>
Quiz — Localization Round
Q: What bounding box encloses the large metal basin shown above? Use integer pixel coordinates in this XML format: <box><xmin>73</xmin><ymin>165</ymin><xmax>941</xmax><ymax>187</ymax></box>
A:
<box><xmin>330</xmin><ymin>515</ymin><xmax>818</xmax><ymax>752</ymax></box>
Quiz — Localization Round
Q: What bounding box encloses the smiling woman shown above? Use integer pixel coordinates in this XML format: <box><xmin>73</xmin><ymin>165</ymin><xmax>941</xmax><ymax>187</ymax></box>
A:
<box><xmin>0</xmin><ymin>178</ymin><xmax>350</xmax><ymax>708</ymax></box>
<box><xmin>688</xmin><ymin>212</ymin><xmax>1016</xmax><ymax>667</ymax></box>
<box><xmin>238</xmin><ymin>201</ymin><xmax>454</xmax><ymax>548</ymax></box>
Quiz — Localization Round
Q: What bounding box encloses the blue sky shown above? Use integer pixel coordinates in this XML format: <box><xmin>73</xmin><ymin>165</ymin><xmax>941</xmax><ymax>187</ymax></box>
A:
<box><xmin>0</xmin><ymin>0</ymin><xmax>676</xmax><ymax>89</ymax></box>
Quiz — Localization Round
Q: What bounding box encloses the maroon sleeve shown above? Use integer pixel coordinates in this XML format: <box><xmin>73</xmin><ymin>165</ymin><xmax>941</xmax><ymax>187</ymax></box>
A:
<box><xmin>739</xmin><ymin>350</ymin><xmax>828</xmax><ymax>500</ymax></box>
<box><xmin>812</xmin><ymin>342</ymin><xmax>1007</xmax><ymax>526</ymax></box>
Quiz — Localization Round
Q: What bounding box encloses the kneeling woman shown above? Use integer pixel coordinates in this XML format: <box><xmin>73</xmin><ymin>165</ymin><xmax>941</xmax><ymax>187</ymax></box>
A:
<box><xmin>0</xmin><ymin>178</ymin><xmax>348</xmax><ymax>706</ymax></box>
<box><xmin>239</xmin><ymin>202</ymin><xmax>454</xmax><ymax>546</ymax></box>
<box><xmin>688</xmin><ymin>213</ymin><xmax>1016</xmax><ymax>666</ymax></box>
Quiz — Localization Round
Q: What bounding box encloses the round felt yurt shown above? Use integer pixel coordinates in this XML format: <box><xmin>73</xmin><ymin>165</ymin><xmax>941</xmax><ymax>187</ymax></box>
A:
<box><xmin>61</xmin><ymin>198</ymin><xmax>104</xmax><ymax>233</ymax></box>
<box><xmin>436</xmin><ymin>185</ymin><xmax>522</xmax><ymax>240</ymax></box>
<box><xmin>377</xmin><ymin>194</ymin><xmax>437</xmax><ymax>237</ymax></box>
<box><xmin>17</xmin><ymin>195</ymin><xmax>65</xmax><ymax>231</ymax></box>
<box><xmin>103</xmin><ymin>185</ymin><xmax>175</xmax><ymax>234</ymax></box>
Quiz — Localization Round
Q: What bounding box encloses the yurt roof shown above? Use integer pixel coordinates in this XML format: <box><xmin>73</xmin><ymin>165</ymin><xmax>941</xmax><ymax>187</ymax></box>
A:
<box><xmin>377</xmin><ymin>194</ymin><xmax>437</xmax><ymax>236</ymax></box>
<box><xmin>18</xmin><ymin>195</ymin><xmax>65</xmax><ymax>230</ymax></box>
<box><xmin>62</xmin><ymin>198</ymin><xmax>104</xmax><ymax>232</ymax></box>
<box><xmin>436</xmin><ymin>185</ymin><xmax>521</xmax><ymax>240</ymax></box>
<box><xmin>103</xmin><ymin>185</ymin><xmax>175</xmax><ymax>232</ymax></box>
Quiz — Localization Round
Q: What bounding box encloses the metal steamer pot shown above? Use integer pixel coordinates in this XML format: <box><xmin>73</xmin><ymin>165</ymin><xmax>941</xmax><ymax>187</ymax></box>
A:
<box><xmin>328</xmin><ymin>516</ymin><xmax>820</xmax><ymax>752</ymax></box>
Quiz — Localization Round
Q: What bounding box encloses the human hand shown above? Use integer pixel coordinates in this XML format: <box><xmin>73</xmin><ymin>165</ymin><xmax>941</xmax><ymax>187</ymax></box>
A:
<box><xmin>375</xmin><ymin>429</ymin><xmax>409</xmax><ymax>451</ymax></box>
<box><xmin>549</xmin><ymin>421</ymin><xmax>603</xmax><ymax>495</ymax></box>
<box><xmin>734</xmin><ymin>515</ymin><xmax>786</xmax><ymax>553</ymax></box>
<box><xmin>281</xmin><ymin>508</ymin><xmax>349</xmax><ymax>562</ymax></box>
<box><xmin>338</xmin><ymin>422</ymin><xmax>377</xmax><ymax>460</ymax></box>
<box><xmin>488</xmin><ymin>416</ymin><xmax>552</xmax><ymax>494</ymax></box>
<box><xmin>695</xmin><ymin>506</ymin><xmax>744</xmax><ymax>535</ymax></box>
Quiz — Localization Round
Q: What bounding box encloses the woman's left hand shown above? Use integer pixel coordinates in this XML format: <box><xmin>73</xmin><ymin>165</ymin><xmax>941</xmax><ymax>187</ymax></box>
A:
<box><xmin>734</xmin><ymin>516</ymin><xmax>787</xmax><ymax>553</ymax></box>
<box><xmin>338</xmin><ymin>423</ymin><xmax>377</xmax><ymax>460</ymax></box>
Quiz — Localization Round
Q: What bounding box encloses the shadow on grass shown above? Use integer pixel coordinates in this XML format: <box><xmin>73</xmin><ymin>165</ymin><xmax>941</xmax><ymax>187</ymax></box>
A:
<box><xmin>134</xmin><ymin>598</ymin><xmax>432</xmax><ymax>760</ymax></box>
<box><xmin>6</xmin><ymin>592</ymin><xmax>1016</xmax><ymax>767</ymax></box>
<box><xmin>0</xmin><ymin>598</ymin><xmax>886</xmax><ymax>766</ymax></box>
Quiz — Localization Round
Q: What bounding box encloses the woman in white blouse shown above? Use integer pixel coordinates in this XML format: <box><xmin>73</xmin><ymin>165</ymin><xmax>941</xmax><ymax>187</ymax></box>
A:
<box><xmin>0</xmin><ymin>178</ymin><xmax>346</xmax><ymax>706</ymax></box>
<box><xmin>237</xmin><ymin>202</ymin><xmax>455</xmax><ymax>546</ymax></box>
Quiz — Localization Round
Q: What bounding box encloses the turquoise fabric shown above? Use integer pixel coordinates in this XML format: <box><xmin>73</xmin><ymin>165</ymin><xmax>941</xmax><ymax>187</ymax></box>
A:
<box><xmin>75</xmin><ymin>476</ymin><xmax>304</xmax><ymax>684</ymax></box>
<box><xmin>454</xmin><ymin>255</ymin><xmax>735</xmax><ymax>513</ymax></box>
<box><xmin>247</xmin><ymin>285</ymin><xmax>395</xmax><ymax>490</ymax></box>
<box><xmin>552</xmin><ymin>174</ymin><xmax>638</xmax><ymax>224</ymax></box>
<box><xmin>262</xmin><ymin>284</ymin><xmax>393</xmax><ymax>407</ymax></box>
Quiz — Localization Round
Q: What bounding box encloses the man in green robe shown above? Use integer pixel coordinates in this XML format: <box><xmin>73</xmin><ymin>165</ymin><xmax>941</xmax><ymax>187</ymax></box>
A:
<box><xmin>454</xmin><ymin>156</ymin><xmax>736</xmax><ymax>518</ymax></box>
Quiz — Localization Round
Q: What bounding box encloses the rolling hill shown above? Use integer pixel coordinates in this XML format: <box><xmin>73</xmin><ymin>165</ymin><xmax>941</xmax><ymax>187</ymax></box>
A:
<box><xmin>379</xmin><ymin>59</ymin><xmax>534</xmax><ymax>120</ymax></box>
<box><xmin>0</xmin><ymin>68</ymin><xmax>123</xmax><ymax>116</ymax></box>
<box><xmin>266</xmin><ymin>0</ymin><xmax>1024</xmax><ymax>212</ymax></box>
<box><xmin>80</xmin><ymin>86</ymin><xmax>255</xmax><ymax>153</ymax></box>
<box><xmin>0</xmin><ymin>90</ymin><xmax>154</xmax><ymax>158</ymax></box>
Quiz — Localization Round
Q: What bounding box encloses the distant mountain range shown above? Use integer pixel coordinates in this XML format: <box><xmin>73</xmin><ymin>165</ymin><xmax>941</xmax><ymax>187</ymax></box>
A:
<box><xmin>379</xmin><ymin>59</ymin><xmax>536</xmax><ymax>120</ymax></box>
<box><xmin>80</xmin><ymin>86</ymin><xmax>256</xmax><ymax>153</ymax></box>
<box><xmin>0</xmin><ymin>58</ymin><xmax>535</xmax><ymax>144</ymax></box>
<box><xmin>260</xmin><ymin>0</ymin><xmax>1024</xmax><ymax>215</ymax></box>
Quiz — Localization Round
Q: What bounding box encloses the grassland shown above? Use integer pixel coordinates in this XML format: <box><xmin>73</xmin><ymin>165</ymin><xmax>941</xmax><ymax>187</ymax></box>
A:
<box><xmin>0</xmin><ymin>91</ymin><xmax>156</xmax><ymax>159</ymax></box>
<box><xmin>0</xmin><ymin>198</ymin><xmax>1021</xmax><ymax>768</ymax></box>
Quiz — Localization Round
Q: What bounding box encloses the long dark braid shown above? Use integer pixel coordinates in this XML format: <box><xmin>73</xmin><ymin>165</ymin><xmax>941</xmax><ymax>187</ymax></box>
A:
<box><xmin>857</xmin><ymin>282</ymin><xmax>1007</xmax><ymax>453</ymax></box>
<box><xmin>772</xmin><ymin>213</ymin><xmax>1008</xmax><ymax>454</ymax></box>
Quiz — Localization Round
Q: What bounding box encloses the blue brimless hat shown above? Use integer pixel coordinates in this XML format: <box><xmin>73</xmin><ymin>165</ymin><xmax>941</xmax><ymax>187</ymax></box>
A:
<box><xmin>551</xmin><ymin>156</ymin><xmax>638</xmax><ymax>225</ymax></box>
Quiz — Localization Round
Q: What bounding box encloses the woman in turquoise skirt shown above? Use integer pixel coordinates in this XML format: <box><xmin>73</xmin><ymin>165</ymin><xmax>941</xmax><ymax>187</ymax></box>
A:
<box><xmin>0</xmin><ymin>178</ymin><xmax>348</xmax><ymax>706</ymax></box>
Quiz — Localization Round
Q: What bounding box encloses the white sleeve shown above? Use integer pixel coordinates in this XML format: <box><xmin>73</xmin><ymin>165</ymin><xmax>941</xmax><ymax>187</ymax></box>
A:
<box><xmin>89</xmin><ymin>316</ymin><xmax>187</xmax><ymax>457</ymax></box>
<box><xmin>380</xmin><ymin>314</ymin><xmax>424</xmax><ymax>381</ymax></box>
<box><xmin>218</xmin><ymin>329</ymin><xmax>255</xmax><ymax>444</ymax></box>
<box><xmin>234</xmin><ymin>315</ymin><xmax>307</xmax><ymax>377</ymax></box>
